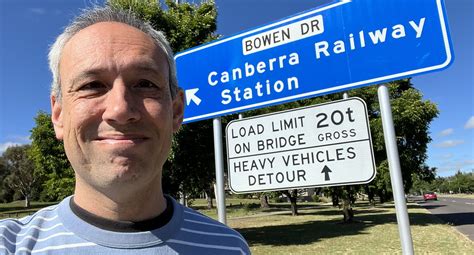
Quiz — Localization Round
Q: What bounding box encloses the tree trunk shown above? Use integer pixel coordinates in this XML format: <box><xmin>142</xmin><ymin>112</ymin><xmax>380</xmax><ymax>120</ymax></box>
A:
<box><xmin>369</xmin><ymin>192</ymin><xmax>375</xmax><ymax>207</ymax></box>
<box><xmin>377</xmin><ymin>190</ymin><xmax>386</xmax><ymax>204</ymax></box>
<box><xmin>179</xmin><ymin>184</ymin><xmax>186</xmax><ymax>206</ymax></box>
<box><xmin>364</xmin><ymin>186</ymin><xmax>375</xmax><ymax>206</ymax></box>
<box><xmin>260</xmin><ymin>194</ymin><xmax>270</xmax><ymax>208</ymax></box>
<box><xmin>25</xmin><ymin>195</ymin><xmax>30</xmax><ymax>208</ymax></box>
<box><xmin>341</xmin><ymin>198</ymin><xmax>353</xmax><ymax>223</ymax></box>
<box><xmin>289</xmin><ymin>196</ymin><xmax>298</xmax><ymax>216</ymax></box>
<box><xmin>283</xmin><ymin>190</ymin><xmax>298</xmax><ymax>216</ymax></box>
<box><xmin>205</xmin><ymin>190</ymin><xmax>213</xmax><ymax>209</ymax></box>
<box><xmin>332</xmin><ymin>192</ymin><xmax>339</xmax><ymax>207</ymax></box>
<box><xmin>179</xmin><ymin>192</ymin><xmax>186</xmax><ymax>206</ymax></box>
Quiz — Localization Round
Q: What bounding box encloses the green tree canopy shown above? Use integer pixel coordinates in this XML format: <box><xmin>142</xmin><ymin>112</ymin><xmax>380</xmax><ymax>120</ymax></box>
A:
<box><xmin>1</xmin><ymin>145</ymin><xmax>40</xmax><ymax>207</ymax></box>
<box><xmin>30</xmin><ymin>111</ymin><xmax>74</xmax><ymax>201</ymax></box>
<box><xmin>0</xmin><ymin>152</ymin><xmax>15</xmax><ymax>203</ymax></box>
<box><xmin>240</xmin><ymin>79</ymin><xmax>438</xmax><ymax>214</ymax></box>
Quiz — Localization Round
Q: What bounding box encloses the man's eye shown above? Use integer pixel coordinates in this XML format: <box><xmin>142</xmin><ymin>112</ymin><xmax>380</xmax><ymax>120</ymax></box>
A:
<box><xmin>136</xmin><ymin>80</ymin><xmax>158</xmax><ymax>89</ymax></box>
<box><xmin>79</xmin><ymin>81</ymin><xmax>106</xmax><ymax>90</ymax></box>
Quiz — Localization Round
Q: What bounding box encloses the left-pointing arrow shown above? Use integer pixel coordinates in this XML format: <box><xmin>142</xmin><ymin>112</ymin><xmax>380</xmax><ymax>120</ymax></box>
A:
<box><xmin>185</xmin><ymin>88</ymin><xmax>201</xmax><ymax>106</ymax></box>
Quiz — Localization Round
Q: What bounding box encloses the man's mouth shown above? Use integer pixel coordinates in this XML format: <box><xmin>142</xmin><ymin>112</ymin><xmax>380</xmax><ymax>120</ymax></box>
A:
<box><xmin>95</xmin><ymin>134</ymin><xmax>149</xmax><ymax>144</ymax></box>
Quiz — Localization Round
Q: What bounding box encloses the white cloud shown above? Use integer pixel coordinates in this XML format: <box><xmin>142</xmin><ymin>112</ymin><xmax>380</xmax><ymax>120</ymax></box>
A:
<box><xmin>436</xmin><ymin>159</ymin><xmax>474</xmax><ymax>174</ymax></box>
<box><xmin>435</xmin><ymin>140</ymin><xmax>465</xmax><ymax>148</ymax></box>
<box><xmin>439</xmin><ymin>153</ymin><xmax>453</xmax><ymax>159</ymax></box>
<box><xmin>0</xmin><ymin>135</ymin><xmax>31</xmax><ymax>155</ymax></box>
<box><xmin>464</xmin><ymin>116</ymin><xmax>474</xmax><ymax>129</ymax></box>
<box><xmin>6</xmin><ymin>135</ymin><xmax>31</xmax><ymax>143</ymax></box>
<box><xmin>439</xmin><ymin>128</ymin><xmax>454</xmax><ymax>136</ymax></box>
<box><xmin>28</xmin><ymin>8</ymin><xmax>46</xmax><ymax>15</ymax></box>
<box><xmin>0</xmin><ymin>142</ymin><xmax>21</xmax><ymax>155</ymax></box>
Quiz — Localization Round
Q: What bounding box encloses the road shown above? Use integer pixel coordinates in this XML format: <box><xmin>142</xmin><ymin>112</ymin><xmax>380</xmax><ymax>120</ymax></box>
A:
<box><xmin>412</xmin><ymin>196</ymin><xmax>474</xmax><ymax>241</ymax></box>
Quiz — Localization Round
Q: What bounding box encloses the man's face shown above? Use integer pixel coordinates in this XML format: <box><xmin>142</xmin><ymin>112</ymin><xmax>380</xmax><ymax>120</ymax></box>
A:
<box><xmin>51</xmin><ymin>22</ymin><xmax>184</xmax><ymax>191</ymax></box>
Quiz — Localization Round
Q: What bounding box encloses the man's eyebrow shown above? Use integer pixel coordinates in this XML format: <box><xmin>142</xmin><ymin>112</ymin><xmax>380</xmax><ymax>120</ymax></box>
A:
<box><xmin>132</xmin><ymin>62</ymin><xmax>162</xmax><ymax>75</ymax></box>
<box><xmin>69</xmin><ymin>62</ymin><xmax>166</xmax><ymax>87</ymax></box>
<box><xmin>70</xmin><ymin>70</ymin><xmax>105</xmax><ymax>88</ymax></box>
<box><xmin>127</xmin><ymin>61</ymin><xmax>168</xmax><ymax>83</ymax></box>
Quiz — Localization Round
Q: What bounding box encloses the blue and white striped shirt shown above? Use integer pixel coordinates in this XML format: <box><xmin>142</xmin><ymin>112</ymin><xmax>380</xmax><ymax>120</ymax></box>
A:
<box><xmin>0</xmin><ymin>196</ymin><xmax>250</xmax><ymax>254</ymax></box>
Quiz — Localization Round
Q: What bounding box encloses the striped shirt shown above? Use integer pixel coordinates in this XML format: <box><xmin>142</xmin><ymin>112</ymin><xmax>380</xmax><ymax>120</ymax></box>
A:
<box><xmin>0</xmin><ymin>196</ymin><xmax>250</xmax><ymax>254</ymax></box>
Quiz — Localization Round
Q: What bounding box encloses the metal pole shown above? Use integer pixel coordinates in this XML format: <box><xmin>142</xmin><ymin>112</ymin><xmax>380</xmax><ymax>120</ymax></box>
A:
<box><xmin>377</xmin><ymin>85</ymin><xmax>414</xmax><ymax>255</ymax></box>
<box><xmin>238</xmin><ymin>113</ymin><xmax>243</xmax><ymax>119</ymax></box>
<box><xmin>343</xmin><ymin>92</ymin><xmax>349</xmax><ymax>99</ymax></box>
<box><xmin>213</xmin><ymin>117</ymin><xmax>227</xmax><ymax>224</ymax></box>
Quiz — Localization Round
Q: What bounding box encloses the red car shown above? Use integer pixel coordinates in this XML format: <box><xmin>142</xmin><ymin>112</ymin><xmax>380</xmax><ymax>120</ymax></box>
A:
<box><xmin>423</xmin><ymin>192</ymin><xmax>438</xmax><ymax>201</ymax></box>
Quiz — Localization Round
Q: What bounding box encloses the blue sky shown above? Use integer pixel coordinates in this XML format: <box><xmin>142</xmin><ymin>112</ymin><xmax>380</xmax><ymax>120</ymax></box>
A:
<box><xmin>0</xmin><ymin>0</ymin><xmax>472</xmax><ymax>177</ymax></box>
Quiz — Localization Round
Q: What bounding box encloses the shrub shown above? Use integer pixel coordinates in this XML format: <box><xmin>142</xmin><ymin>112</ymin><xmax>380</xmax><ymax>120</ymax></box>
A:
<box><xmin>243</xmin><ymin>203</ymin><xmax>260</xmax><ymax>211</ymax></box>
<box><xmin>312</xmin><ymin>194</ymin><xmax>320</xmax><ymax>202</ymax></box>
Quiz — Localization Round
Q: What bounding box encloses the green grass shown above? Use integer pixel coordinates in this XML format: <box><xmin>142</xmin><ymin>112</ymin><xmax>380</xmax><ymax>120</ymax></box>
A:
<box><xmin>2</xmin><ymin>199</ymin><xmax>472</xmax><ymax>254</ymax></box>
<box><xmin>438</xmin><ymin>193</ymin><xmax>474</xmax><ymax>199</ymax></box>
<box><xmin>197</xmin><ymin>201</ymin><xmax>473</xmax><ymax>254</ymax></box>
<box><xmin>189</xmin><ymin>198</ymin><xmax>321</xmax><ymax>219</ymax></box>
<box><xmin>0</xmin><ymin>200</ymin><xmax>57</xmax><ymax>219</ymax></box>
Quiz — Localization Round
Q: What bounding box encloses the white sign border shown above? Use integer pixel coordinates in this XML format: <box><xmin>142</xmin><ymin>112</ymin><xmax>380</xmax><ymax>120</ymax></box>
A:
<box><xmin>225</xmin><ymin>97</ymin><xmax>377</xmax><ymax>194</ymax></box>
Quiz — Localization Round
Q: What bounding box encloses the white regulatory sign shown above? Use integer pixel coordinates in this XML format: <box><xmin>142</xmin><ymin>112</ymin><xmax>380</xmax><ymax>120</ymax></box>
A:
<box><xmin>225</xmin><ymin>97</ymin><xmax>376</xmax><ymax>193</ymax></box>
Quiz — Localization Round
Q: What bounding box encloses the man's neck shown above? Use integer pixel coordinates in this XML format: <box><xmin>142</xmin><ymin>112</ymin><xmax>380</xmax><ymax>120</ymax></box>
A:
<box><xmin>69</xmin><ymin>196</ymin><xmax>173</xmax><ymax>232</ymax></box>
<box><xmin>73</xmin><ymin>178</ymin><xmax>167</xmax><ymax>222</ymax></box>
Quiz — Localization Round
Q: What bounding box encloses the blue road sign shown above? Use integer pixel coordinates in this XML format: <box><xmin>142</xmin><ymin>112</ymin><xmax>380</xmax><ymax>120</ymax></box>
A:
<box><xmin>175</xmin><ymin>0</ymin><xmax>453</xmax><ymax>123</ymax></box>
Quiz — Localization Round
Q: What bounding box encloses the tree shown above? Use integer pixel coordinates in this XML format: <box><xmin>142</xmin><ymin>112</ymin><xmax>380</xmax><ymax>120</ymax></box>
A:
<box><xmin>30</xmin><ymin>111</ymin><xmax>74</xmax><ymax>201</ymax></box>
<box><xmin>0</xmin><ymin>155</ymin><xmax>15</xmax><ymax>203</ymax></box>
<box><xmin>238</xmin><ymin>79</ymin><xmax>438</xmax><ymax>219</ymax></box>
<box><xmin>1</xmin><ymin>145</ymin><xmax>39</xmax><ymax>207</ymax></box>
<box><xmin>259</xmin><ymin>193</ymin><xmax>270</xmax><ymax>208</ymax></box>
<box><xmin>366</xmin><ymin>81</ymin><xmax>438</xmax><ymax>201</ymax></box>
<box><xmin>410</xmin><ymin>165</ymin><xmax>436</xmax><ymax>194</ymax></box>
<box><xmin>108</xmin><ymin>0</ymin><xmax>219</xmax><ymax>201</ymax></box>
<box><xmin>281</xmin><ymin>189</ymin><xmax>299</xmax><ymax>216</ymax></box>
<box><xmin>326</xmin><ymin>81</ymin><xmax>437</xmax><ymax>221</ymax></box>
<box><xmin>450</xmin><ymin>170</ymin><xmax>474</xmax><ymax>193</ymax></box>
<box><xmin>165</xmin><ymin>120</ymin><xmax>217</xmax><ymax>203</ymax></box>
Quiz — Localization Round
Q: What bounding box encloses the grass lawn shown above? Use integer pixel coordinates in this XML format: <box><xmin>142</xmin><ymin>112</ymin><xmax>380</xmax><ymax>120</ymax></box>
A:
<box><xmin>0</xmin><ymin>200</ymin><xmax>57</xmax><ymax>219</ymax></box>
<box><xmin>193</xmin><ymin>200</ymin><xmax>473</xmax><ymax>254</ymax></box>
<box><xmin>2</xmin><ymin>199</ymin><xmax>472</xmax><ymax>254</ymax></box>
<box><xmin>438</xmin><ymin>193</ymin><xmax>474</xmax><ymax>199</ymax></box>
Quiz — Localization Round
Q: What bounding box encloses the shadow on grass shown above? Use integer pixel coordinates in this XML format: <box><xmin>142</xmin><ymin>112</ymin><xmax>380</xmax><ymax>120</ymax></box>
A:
<box><xmin>293</xmin><ymin>208</ymin><xmax>389</xmax><ymax>217</ymax></box>
<box><xmin>427</xmin><ymin>212</ymin><xmax>474</xmax><ymax>226</ymax></box>
<box><xmin>192</xmin><ymin>203</ymin><xmax>325</xmax><ymax>212</ymax></box>
<box><xmin>369</xmin><ymin>203</ymin><xmax>422</xmax><ymax>210</ymax></box>
<box><xmin>419</xmin><ymin>204</ymin><xmax>447</xmax><ymax>210</ymax></box>
<box><xmin>235</xmin><ymin>211</ymin><xmax>445</xmax><ymax>246</ymax></box>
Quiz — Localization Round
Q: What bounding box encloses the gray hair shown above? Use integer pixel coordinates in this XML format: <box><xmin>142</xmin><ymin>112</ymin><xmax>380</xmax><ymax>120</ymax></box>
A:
<box><xmin>48</xmin><ymin>6</ymin><xmax>179</xmax><ymax>100</ymax></box>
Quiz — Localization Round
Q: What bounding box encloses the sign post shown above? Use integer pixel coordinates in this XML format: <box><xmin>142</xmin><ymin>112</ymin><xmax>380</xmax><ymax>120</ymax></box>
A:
<box><xmin>175</xmin><ymin>1</ymin><xmax>453</xmax><ymax>253</ymax></box>
<box><xmin>213</xmin><ymin>117</ymin><xmax>227</xmax><ymax>224</ymax></box>
<box><xmin>378</xmin><ymin>85</ymin><xmax>414</xmax><ymax>254</ymax></box>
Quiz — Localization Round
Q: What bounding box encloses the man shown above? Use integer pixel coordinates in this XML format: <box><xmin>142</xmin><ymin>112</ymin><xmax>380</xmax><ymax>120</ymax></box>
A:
<box><xmin>0</xmin><ymin>6</ymin><xmax>250</xmax><ymax>255</ymax></box>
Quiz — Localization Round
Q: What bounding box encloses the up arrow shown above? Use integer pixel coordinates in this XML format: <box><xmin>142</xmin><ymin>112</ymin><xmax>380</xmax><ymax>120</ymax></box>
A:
<box><xmin>321</xmin><ymin>165</ymin><xmax>332</xmax><ymax>181</ymax></box>
<box><xmin>185</xmin><ymin>88</ymin><xmax>201</xmax><ymax>106</ymax></box>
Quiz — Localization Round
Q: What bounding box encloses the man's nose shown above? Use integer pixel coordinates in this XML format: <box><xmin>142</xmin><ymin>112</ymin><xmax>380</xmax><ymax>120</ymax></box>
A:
<box><xmin>102</xmin><ymin>82</ymin><xmax>141</xmax><ymax>125</ymax></box>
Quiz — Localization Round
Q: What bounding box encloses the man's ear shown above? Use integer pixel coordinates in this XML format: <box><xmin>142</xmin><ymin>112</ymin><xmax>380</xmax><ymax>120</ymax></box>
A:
<box><xmin>51</xmin><ymin>95</ymin><xmax>64</xmax><ymax>140</ymax></box>
<box><xmin>172</xmin><ymin>89</ymin><xmax>185</xmax><ymax>133</ymax></box>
